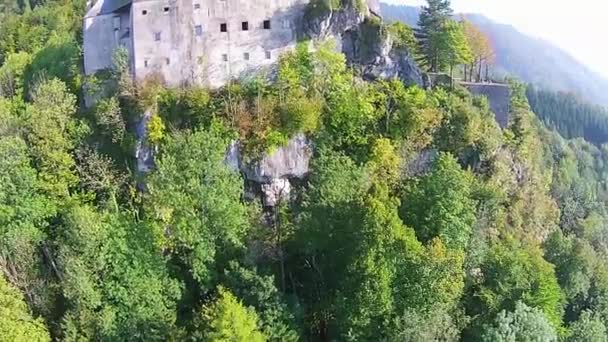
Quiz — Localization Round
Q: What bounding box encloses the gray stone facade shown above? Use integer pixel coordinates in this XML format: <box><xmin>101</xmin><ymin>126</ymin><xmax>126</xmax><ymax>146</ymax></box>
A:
<box><xmin>84</xmin><ymin>0</ymin><xmax>379</xmax><ymax>88</ymax></box>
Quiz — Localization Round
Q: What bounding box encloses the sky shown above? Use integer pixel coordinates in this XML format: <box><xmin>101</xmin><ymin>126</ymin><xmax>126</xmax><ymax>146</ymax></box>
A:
<box><xmin>383</xmin><ymin>0</ymin><xmax>608</xmax><ymax>78</ymax></box>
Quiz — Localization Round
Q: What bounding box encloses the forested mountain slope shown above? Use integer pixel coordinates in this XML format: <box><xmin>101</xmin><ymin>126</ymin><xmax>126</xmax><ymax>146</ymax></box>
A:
<box><xmin>381</xmin><ymin>3</ymin><xmax>608</xmax><ymax>107</ymax></box>
<box><xmin>3</xmin><ymin>0</ymin><xmax>608</xmax><ymax>341</ymax></box>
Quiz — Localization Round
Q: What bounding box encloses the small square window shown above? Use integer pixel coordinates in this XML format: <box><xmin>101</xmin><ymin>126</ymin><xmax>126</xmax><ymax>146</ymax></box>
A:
<box><xmin>244</xmin><ymin>52</ymin><xmax>250</xmax><ymax>60</ymax></box>
<box><xmin>154</xmin><ymin>32</ymin><xmax>161</xmax><ymax>41</ymax></box>
<box><xmin>220</xmin><ymin>23</ymin><xmax>227</xmax><ymax>32</ymax></box>
<box><xmin>265</xmin><ymin>51</ymin><xmax>271</xmax><ymax>59</ymax></box>
<box><xmin>194</xmin><ymin>3</ymin><xmax>200</xmax><ymax>9</ymax></box>
<box><xmin>242</xmin><ymin>21</ymin><xmax>249</xmax><ymax>31</ymax></box>
<box><xmin>142</xmin><ymin>9</ymin><xmax>148</xmax><ymax>15</ymax></box>
<box><xmin>166</xmin><ymin>58</ymin><xmax>170</xmax><ymax>65</ymax></box>
<box><xmin>222</xmin><ymin>54</ymin><xmax>228</xmax><ymax>62</ymax></box>
<box><xmin>163</xmin><ymin>6</ymin><xmax>170</xmax><ymax>13</ymax></box>
<box><xmin>263</xmin><ymin>20</ymin><xmax>271</xmax><ymax>29</ymax></box>
<box><xmin>195</xmin><ymin>25</ymin><xmax>203</xmax><ymax>36</ymax></box>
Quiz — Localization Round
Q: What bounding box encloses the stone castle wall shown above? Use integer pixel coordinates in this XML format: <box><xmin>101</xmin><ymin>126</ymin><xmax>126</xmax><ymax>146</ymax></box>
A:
<box><xmin>84</xmin><ymin>0</ymin><xmax>311</xmax><ymax>87</ymax></box>
<box><xmin>130</xmin><ymin>0</ymin><xmax>308</xmax><ymax>87</ymax></box>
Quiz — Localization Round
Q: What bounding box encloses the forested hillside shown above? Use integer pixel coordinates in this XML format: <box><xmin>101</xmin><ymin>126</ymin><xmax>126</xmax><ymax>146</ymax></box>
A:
<box><xmin>380</xmin><ymin>3</ymin><xmax>608</xmax><ymax>107</ymax></box>
<box><xmin>3</xmin><ymin>0</ymin><xmax>608</xmax><ymax>341</ymax></box>
<box><xmin>527</xmin><ymin>86</ymin><xmax>608</xmax><ymax>145</ymax></box>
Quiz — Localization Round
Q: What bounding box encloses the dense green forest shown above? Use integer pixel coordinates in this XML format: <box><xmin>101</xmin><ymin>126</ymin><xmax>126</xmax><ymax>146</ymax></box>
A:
<box><xmin>527</xmin><ymin>86</ymin><xmax>608</xmax><ymax>145</ymax></box>
<box><xmin>4</xmin><ymin>0</ymin><xmax>608</xmax><ymax>341</ymax></box>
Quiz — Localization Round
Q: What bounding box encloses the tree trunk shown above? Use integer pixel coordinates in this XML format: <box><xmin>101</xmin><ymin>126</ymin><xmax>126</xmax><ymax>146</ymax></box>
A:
<box><xmin>450</xmin><ymin>63</ymin><xmax>454</xmax><ymax>89</ymax></box>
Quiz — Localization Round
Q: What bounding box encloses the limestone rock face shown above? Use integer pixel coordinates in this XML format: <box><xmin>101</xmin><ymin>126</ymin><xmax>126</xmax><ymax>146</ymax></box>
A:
<box><xmin>225</xmin><ymin>134</ymin><xmax>313</xmax><ymax>206</ymax></box>
<box><xmin>302</xmin><ymin>4</ymin><xmax>367</xmax><ymax>41</ymax></box>
<box><xmin>340</xmin><ymin>22</ymin><xmax>426</xmax><ymax>88</ymax></box>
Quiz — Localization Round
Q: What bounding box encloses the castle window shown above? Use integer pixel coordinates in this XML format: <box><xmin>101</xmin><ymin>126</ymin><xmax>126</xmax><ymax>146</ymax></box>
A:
<box><xmin>166</xmin><ymin>58</ymin><xmax>170</xmax><ymax>65</ymax></box>
<box><xmin>242</xmin><ymin>21</ymin><xmax>249</xmax><ymax>31</ymax></box>
<box><xmin>154</xmin><ymin>32</ymin><xmax>161</xmax><ymax>41</ymax></box>
<box><xmin>144</xmin><ymin>60</ymin><xmax>149</xmax><ymax>67</ymax></box>
<box><xmin>163</xmin><ymin>6</ymin><xmax>170</xmax><ymax>13</ymax></box>
<box><xmin>244</xmin><ymin>52</ymin><xmax>250</xmax><ymax>60</ymax></box>
<box><xmin>220</xmin><ymin>23</ymin><xmax>227</xmax><ymax>32</ymax></box>
<box><xmin>222</xmin><ymin>54</ymin><xmax>228</xmax><ymax>62</ymax></box>
<box><xmin>195</xmin><ymin>25</ymin><xmax>203</xmax><ymax>36</ymax></box>
<box><xmin>263</xmin><ymin>20</ymin><xmax>271</xmax><ymax>29</ymax></box>
<box><xmin>142</xmin><ymin>9</ymin><xmax>148</xmax><ymax>15</ymax></box>
<box><xmin>282</xmin><ymin>20</ymin><xmax>290</xmax><ymax>29</ymax></box>
<box><xmin>265</xmin><ymin>50</ymin><xmax>271</xmax><ymax>59</ymax></box>
<box><xmin>194</xmin><ymin>3</ymin><xmax>200</xmax><ymax>9</ymax></box>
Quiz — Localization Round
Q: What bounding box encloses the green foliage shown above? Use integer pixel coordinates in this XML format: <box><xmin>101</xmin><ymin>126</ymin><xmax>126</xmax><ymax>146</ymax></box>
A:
<box><xmin>24</xmin><ymin>78</ymin><xmax>80</xmax><ymax>201</ymax></box>
<box><xmin>401</xmin><ymin>152</ymin><xmax>476</xmax><ymax>249</ymax></box>
<box><xmin>567</xmin><ymin>310</ymin><xmax>607</xmax><ymax>342</ymax></box>
<box><xmin>222</xmin><ymin>262</ymin><xmax>299</xmax><ymax>341</ymax></box>
<box><xmin>196</xmin><ymin>287</ymin><xmax>266</xmax><ymax>342</ymax></box>
<box><xmin>386</xmin><ymin>306</ymin><xmax>461</xmax><ymax>342</ymax></box>
<box><xmin>0</xmin><ymin>51</ymin><xmax>31</xmax><ymax>97</ymax></box>
<box><xmin>145</xmin><ymin>125</ymin><xmax>249</xmax><ymax>288</ymax></box>
<box><xmin>58</xmin><ymin>205</ymin><xmax>181</xmax><ymax>341</ymax></box>
<box><xmin>0</xmin><ymin>275</ymin><xmax>50</xmax><ymax>342</ymax></box>
<box><xmin>388</xmin><ymin>22</ymin><xmax>419</xmax><ymax>55</ymax></box>
<box><xmin>0</xmin><ymin>136</ymin><xmax>54</xmax><ymax>317</ymax></box>
<box><xmin>416</xmin><ymin>0</ymin><xmax>454</xmax><ymax>72</ymax></box>
<box><xmin>467</xmin><ymin>241</ymin><xmax>565</xmax><ymax>329</ymax></box>
<box><xmin>94</xmin><ymin>97</ymin><xmax>126</xmax><ymax>143</ymax></box>
<box><xmin>481</xmin><ymin>301</ymin><xmax>558</xmax><ymax>342</ymax></box>
<box><xmin>3</xmin><ymin>4</ymin><xmax>608</xmax><ymax>339</ymax></box>
<box><xmin>146</xmin><ymin>113</ymin><xmax>166</xmax><ymax>145</ymax></box>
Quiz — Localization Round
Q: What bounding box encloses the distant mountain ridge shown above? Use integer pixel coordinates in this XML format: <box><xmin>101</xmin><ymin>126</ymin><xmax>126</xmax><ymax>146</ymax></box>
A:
<box><xmin>380</xmin><ymin>3</ymin><xmax>608</xmax><ymax>107</ymax></box>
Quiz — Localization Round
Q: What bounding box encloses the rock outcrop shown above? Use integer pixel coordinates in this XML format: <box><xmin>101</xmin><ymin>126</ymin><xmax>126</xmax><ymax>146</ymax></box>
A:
<box><xmin>226</xmin><ymin>134</ymin><xmax>313</xmax><ymax>206</ymax></box>
<box><xmin>303</xmin><ymin>2</ymin><xmax>426</xmax><ymax>88</ymax></box>
<box><xmin>135</xmin><ymin>110</ymin><xmax>155</xmax><ymax>173</ymax></box>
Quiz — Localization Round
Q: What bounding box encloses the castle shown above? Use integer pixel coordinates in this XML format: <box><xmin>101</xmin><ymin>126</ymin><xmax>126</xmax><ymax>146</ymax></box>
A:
<box><xmin>83</xmin><ymin>0</ymin><xmax>381</xmax><ymax>88</ymax></box>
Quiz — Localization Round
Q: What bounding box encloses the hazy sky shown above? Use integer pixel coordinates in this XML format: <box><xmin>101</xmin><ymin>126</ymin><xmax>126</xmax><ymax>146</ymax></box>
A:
<box><xmin>384</xmin><ymin>0</ymin><xmax>608</xmax><ymax>78</ymax></box>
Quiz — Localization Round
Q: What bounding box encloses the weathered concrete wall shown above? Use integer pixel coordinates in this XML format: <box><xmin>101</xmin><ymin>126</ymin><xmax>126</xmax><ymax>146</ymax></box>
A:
<box><xmin>462</xmin><ymin>82</ymin><xmax>511</xmax><ymax>128</ymax></box>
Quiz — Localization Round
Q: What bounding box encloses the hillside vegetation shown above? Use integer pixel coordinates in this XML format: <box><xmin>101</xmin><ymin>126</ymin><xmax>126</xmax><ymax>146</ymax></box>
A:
<box><xmin>3</xmin><ymin>0</ymin><xmax>608</xmax><ymax>341</ymax></box>
<box><xmin>381</xmin><ymin>3</ymin><xmax>608</xmax><ymax>107</ymax></box>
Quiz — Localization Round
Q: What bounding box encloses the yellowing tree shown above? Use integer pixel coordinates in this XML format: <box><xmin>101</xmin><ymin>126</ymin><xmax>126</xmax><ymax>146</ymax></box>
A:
<box><xmin>462</xmin><ymin>19</ymin><xmax>494</xmax><ymax>82</ymax></box>
<box><xmin>198</xmin><ymin>287</ymin><xmax>266</xmax><ymax>342</ymax></box>
<box><xmin>0</xmin><ymin>275</ymin><xmax>50</xmax><ymax>342</ymax></box>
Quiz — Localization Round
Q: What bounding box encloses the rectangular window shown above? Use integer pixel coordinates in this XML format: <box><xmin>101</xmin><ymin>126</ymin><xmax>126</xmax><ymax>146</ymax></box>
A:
<box><xmin>282</xmin><ymin>20</ymin><xmax>290</xmax><ymax>29</ymax></box>
<box><xmin>220</xmin><ymin>23</ymin><xmax>227</xmax><ymax>32</ymax></box>
<box><xmin>166</xmin><ymin>58</ymin><xmax>170</xmax><ymax>65</ymax></box>
<box><xmin>154</xmin><ymin>32</ymin><xmax>161</xmax><ymax>41</ymax></box>
<box><xmin>222</xmin><ymin>54</ymin><xmax>228</xmax><ymax>62</ymax></box>
<box><xmin>194</xmin><ymin>3</ymin><xmax>200</xmax><ymax>9</ymax></box>
<box><xmin>195</xmin><ymin>25</ymin><xmax>203</xmax><ymax>36</ymax></box>
<box><xmin>265</xmin><ymin>50</ymin><xmax>271</xmax><ymax>59</ymax></box>
<box><xmin>242</xmin><ymin>21</ymin><xmax>249</xmax><ymax>31</ymax></box>
<box><xmin>263</xmin><ymin>20</ymin><xmax>271</xmax><ymax>29</ymax></box>
<box><xmin>163</xmin><ymin>6</ymin><xmax>170</xmax><ymax>13</ymax></box>
<box><xmin>144</xmin><ymin>60</ymin><xmax>149</xmax><ymax>67</ymax></box>
<box><xmin>244</xmin><ymin>52</ymin><xmax>250</xmax><ymax>60</ymax></box>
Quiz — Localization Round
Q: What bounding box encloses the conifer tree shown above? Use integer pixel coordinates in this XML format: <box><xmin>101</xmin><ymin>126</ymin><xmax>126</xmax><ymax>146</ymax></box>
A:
<box><xmin>416</xmin><ymin>0</ymin><xmax>454</xmax><ymax>72</ymax></box>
